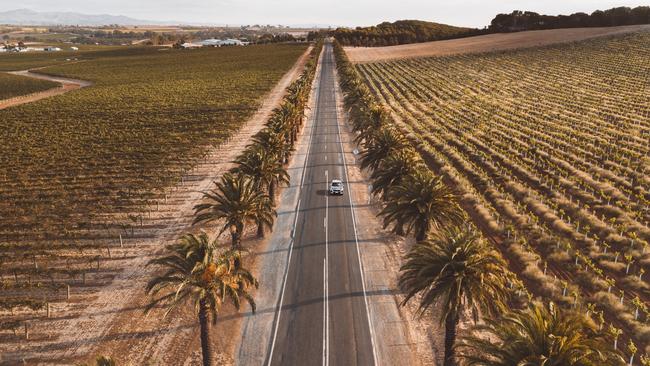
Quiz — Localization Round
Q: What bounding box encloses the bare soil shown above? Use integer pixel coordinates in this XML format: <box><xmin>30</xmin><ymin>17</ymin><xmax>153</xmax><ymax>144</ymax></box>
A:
<box><xmin>345</xmin><ymin>25</ymin><xmax>650</xmax><ymax>62</ymax></box>
<box><xmin>0</xmin><ymin>46</ymin><xmax>312</xmax><ymax>366</ymax></box>
<box><xmin>0</xmin><ymin>70</ymin><xmax>91</xmax><ymax>110</ymax></box>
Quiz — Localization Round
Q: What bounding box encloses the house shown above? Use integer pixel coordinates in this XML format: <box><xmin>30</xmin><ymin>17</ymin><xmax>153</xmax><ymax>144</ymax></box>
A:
<box><xmin>221</xmin><ymin>38</ymin><xmax>244</xmax><ymax>46</ymax></box>
<box><xmin>196</xmin><ymin>38</ymin><xmax>247</xmax><ymax>47</ymax></box>
<box><xmin>180</xmin><ymin>42</ymin><xmax>202</xmax><ymax>49</ymax></box>
<box><xmin>197</xmin><ymin>38</ymin><xmax>222</xmax><ymax>47</ymax></box>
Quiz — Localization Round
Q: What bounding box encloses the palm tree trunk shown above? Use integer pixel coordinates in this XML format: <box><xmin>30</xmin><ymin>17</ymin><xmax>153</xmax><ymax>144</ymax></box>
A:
<box><xmin>198</xmin><ymin>299</ymin><xmax>215</xmax><ymax>366</ymax></box>
<box><xmin>416</xmin><ymin>229</ymin><xmax>426</xmax><ymax>242</ymax></box>
<box><xmin>257</xmin><ymin>222</ymin><xmax>265</xmax><ymax>238</ymax></box>
<box><xmin>444</xmin><ymin>314</ymin><xmax>458</xmax><ymax>366</ymax></box>
<box><xmin>269</xmin><ymin>181</ymin><xmax>276</xmax><ymax>203</ymax></box>
<box><xmin>230</xmin><ymin>232</ymin><xmax>240</xmax><ymax>250</ymax></box>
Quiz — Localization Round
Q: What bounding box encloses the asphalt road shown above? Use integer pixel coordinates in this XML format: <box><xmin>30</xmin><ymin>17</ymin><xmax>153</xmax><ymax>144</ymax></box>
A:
<box><xmin>267</xmin><ymin>42</ymin><xmax>377</xmax><ymax>366</ymax></box>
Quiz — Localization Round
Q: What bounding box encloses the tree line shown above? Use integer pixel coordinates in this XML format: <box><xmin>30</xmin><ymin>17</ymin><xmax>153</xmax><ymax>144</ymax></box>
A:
<box><xmin>489</xmin><ymin>6</ymin><xmax>650</xmax><ymax>32</ymax></box>
<box><xmin>323</xmin><ymin>20</ymin><xmax>485</xmax><ymax>47</ymax></box>
<box><xmin>332</xmin><ymin>39</ymin><xmax>628</xmax><ymax>365</ymax></box>
<box><xmin>327</xmin><ymin>6</ymin><xmax>650</xmax><ymax>48</ymax></box>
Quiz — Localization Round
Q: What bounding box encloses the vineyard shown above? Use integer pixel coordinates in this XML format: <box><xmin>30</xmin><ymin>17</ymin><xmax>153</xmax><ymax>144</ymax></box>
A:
<box><xmin>0</xmin><ymin>73</ymin><xmax>59</xmax><ymax>99</ymax></box>
<box><xmin>0</xmin><ymin>44</ymin><xmax>307</xmax><ymax>344</ymax></box>
<box><xmin>354</xmin><ymin>32</ymin><xmax>650</xmax><ymax>355</ymax></box>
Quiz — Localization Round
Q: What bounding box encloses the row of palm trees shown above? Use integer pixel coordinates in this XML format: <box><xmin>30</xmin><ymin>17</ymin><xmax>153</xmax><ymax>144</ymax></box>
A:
<box><xmin>143</xmin><ymin>42</ymin><xmax>323</xmax><ymax>366</ymax></box>
<box><xmin>332</xmin><ymin>39</ymin><xmax>625</xmax><ymax>366</ymax></box>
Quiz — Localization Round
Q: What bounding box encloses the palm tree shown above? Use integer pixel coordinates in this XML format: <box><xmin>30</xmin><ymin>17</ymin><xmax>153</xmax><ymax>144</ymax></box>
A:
<box><xmin>95</xmin><ymin>356</ymin><xmax>116</xmax><ymax>366</ymax></box>
<box><xmin>233</xmin><ymin>144</ymin><xmax>290</xmax><ymax>204</ymax></box>
<box><xmin>193</xmin><ymin>172</ymin><xmax>274</xmax><ymax>248</ymax></box>
<box><xmin>369</xmin><ymin>150</ymin><xmax>420</xmax><ymax>199</ymax></box>
<box><xmin>278</xmin><ymin>101</ymin><xmax>299</xmax><ymax>145</ymax></box>
<box><xmin>399</xmin><ymin>225</ymin><xmax>509</xmax><ymax>366</ymax></box>
<box><xmin>252</xmin><ymin>128</ymin><xmax>291</xmax><ymax>165</ymax></box>
<box><xmin>145</xmin><ymin>232</ymin><xmax>258</xmax><ymax>366</ymax></box>
<box><xmin>359</xmin><ymin>127</ymin><xmax>408</xmax><ymax>172</ymax></box>
<box><xmin>380</xmin><ymin>170</ymin><xmax>464</xmax><ymax>241</ymax></box>
<box><xmin>354</xmin><ymin>104</ymin><xmax>388</xmax><ymax>144</ymax></box>
<box><xmin>457</xmin><ymin>302</ymin><xmax>624</xmax><ymax>366</ymax></box>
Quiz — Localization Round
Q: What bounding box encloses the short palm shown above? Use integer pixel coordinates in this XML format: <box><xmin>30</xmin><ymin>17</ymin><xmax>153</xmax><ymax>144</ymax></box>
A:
<box><xmin>233</xmin><ymin>144</ymin><xmax>289</xmax><ymax>202</ymax></box>
<box><xmin>457</xmin><ymin>302</ymin><xmax>624</xmax><ymax>366</ymax></box>
<box><xmin>370</xmin><ymin>151</ymin><xmax>420</xmax><ymax>199</ymax></box>
<box><xmin>251</xmin><ymin>129</ymin><xmax>291</xmax><ymax>166</ymax></box>
<box><xmin>354</xmin><ymin>104</ymin><xmax>387</xmax><ymax>144</ymax></box>
<box><xmin>380</xmin><ymin>170</ymin><xmax>463</xmax><ymax>241</ymax></box>
<box><xmin>193</xmin><ymin>172</ymin><xmax>274</xmax><ymax>248</ymax></box>
<box><xmin>360</xmin><ymin>127</ymin><xmax>408</xmax><ymax>172</ymax></box>
<box><xmin>399</xmin><ymin>225</ymin><xmax>509</xmax><ymax>366</ymax></box>
<box><xmin>145</xmin><ymin>232</ymin><xmax>258</xmax><ymax>366</ymax></box>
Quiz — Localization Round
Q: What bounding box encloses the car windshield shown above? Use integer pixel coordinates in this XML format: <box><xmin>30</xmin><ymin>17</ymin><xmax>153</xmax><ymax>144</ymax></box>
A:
<box><xmin>332</xmin><ymin>182</ymin><xmax>341</xmax><ymax>186</ymax></box>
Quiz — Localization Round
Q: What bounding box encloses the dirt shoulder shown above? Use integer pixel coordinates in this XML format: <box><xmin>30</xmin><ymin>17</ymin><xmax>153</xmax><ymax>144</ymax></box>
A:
<box><xmin>0</xmin><ymin>70</ymin><xmax>91</xmax><ymax>110</ymax></box>
<box><xmin>345</xmin><ymin>24</ymin><xmax>650</xmax><ymax>62</ymax></box>
<box><xmin>0</xmin><ymin>46</ymin><xmax>312</xmax><ymax>366</ymax></box>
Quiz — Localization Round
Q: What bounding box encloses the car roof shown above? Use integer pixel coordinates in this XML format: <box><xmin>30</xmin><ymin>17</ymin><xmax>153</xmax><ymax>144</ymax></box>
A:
<box><xmin>331</xmin><ymin>179</ymin><xmax>342</xmax><ymax>183</ymax></box>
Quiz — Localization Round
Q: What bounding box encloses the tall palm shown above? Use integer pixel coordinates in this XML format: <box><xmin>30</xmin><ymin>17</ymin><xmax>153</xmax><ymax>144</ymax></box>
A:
<box><xmin>354</xmin><ymin>104</ymin><xmax>388</xmax><ymax>144</ymax></box>
<box><xmin>278</xmin><ymin>101</ymin><xmax>299</xmax><ymax>145</ymax></box>
<box><xmin>145</xmin><ymin>232</ymin><xmax>258</xmax><ymax>366</ymax></box>
<box><xmin>251</xmin><ymin>129</ymin><xmax>291</xmax><ymax>166</ymax></box>
<box><xmin>369</xmin><ymin>150</ymin><xmax>420</xmax><ymax>199</ymax></box>
<box><xmin>379</xmin><ymin>170</ymin><xmax>464</xmax><ymax>241</ymax></box>
<box><xmin>457</xmin><ymin>302</ymin><xmax>624</xmax><ymax>366</ymax></box>
<box><xmin>233</xmin><ymin>145</ymin><xmax>290</xmax><ymax>204</ymax></box>
<box><xmin>359</xmin><ymin>127</ymin><xmax>408</xmax><ymax>172</ymax></box>
<box><xmin>252</xmin><ymin>190</ymin><xmax>276</xmax><ymax>238</ymax></box>
<box><xmin>193</xmin><ymin>172</ymin><xmax>274</xmax><ymax>248</ymax></box>
<box><xmin>399</xmin><ymin>225</ymin><xmax>509</xmax><ymax>366</ymax></box>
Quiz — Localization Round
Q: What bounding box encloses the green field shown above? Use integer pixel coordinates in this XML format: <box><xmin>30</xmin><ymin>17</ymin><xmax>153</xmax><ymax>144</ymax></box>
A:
<box><xmin>0</xmin><ymin>43</ymin><xmax>307</xmax><ymax>243</ymax></box>
<box><xmin>0</xmin><ymin>73</ymin><xmax>59</xmax><ymax>99</ymax></box>
<box><xmin>0</xmin><ymin>45</ymin><xmax>128</xmax><ymax>71</ymax></box>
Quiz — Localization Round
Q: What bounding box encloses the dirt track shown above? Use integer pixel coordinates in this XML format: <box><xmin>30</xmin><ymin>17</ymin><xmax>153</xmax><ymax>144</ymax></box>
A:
<box><xmin>0</xmin><ymin>70</ymin><xmax>91</xmax><ymax>110</ymax></box>
<box><xmin>0</xmin><ymin>46</ymin><xmax>312</xmax><ymax>366</ymax></box>
<box><xmin>345</xmin><ymin>24</ymin><xmax>650</xmax><ymax>62</ymax></box>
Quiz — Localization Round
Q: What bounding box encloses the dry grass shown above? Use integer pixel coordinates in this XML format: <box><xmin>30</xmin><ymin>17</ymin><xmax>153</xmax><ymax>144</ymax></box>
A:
<box><xmin>345</xmin><ymin>24</ymin><xmax>650</xmax><ymax>62</ymax></box>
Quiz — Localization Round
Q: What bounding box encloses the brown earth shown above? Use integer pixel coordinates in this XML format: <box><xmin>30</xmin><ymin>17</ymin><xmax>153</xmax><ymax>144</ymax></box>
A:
<box><xmin>0</xmin><ymin>69</ymin><xmax>91</xmax><ymax>110</ymax></box>
<box><xmin>345</xmin><ymin>24</ymin><xmax>650</xmax><ymax>62</ymax></box>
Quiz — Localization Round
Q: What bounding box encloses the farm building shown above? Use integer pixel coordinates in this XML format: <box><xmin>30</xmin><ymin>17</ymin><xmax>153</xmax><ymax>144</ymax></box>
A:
<box><xmin>180</xmin><ymin>42</ymin><xmax>202</xmax><ymax>49</ymax></box>
<box><xmin>196</xmin><ymin>38</ymin><xmax>248</xmax><ymax>47</ymax></box>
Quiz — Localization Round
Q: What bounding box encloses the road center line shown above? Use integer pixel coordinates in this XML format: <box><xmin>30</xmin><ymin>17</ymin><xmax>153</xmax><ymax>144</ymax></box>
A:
<box><xmin>324</xmin><ymin>169</ymin><xmax>330</xmax><ymax>366</ymax></box>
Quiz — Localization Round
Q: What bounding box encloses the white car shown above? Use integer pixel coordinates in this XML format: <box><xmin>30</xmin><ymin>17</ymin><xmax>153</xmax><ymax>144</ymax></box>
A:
<box><xmin>329</xmin><ymin>179</ymin><xmax>344</xmax><ymax>195</ymax></box>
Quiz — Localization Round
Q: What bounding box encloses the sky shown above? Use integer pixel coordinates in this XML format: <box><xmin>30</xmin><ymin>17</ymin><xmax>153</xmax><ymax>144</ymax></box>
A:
<box><xmin>1</xmin><ymin>0</ymin><xmax>648</xmax><ymax>27</ymax></box>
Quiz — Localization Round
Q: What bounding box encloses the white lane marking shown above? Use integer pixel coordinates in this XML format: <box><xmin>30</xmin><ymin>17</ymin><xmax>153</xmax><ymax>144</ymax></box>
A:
<box><xmin>267</xmin><ymin>50</ymin><xmax>322</xmax><ymax>366</ymax></box>
<box><xmin>323</xmin><ymin>259</ymin><xmax>326</xmax><ymax>366</ymax></box>
<box><xmin>334</xmin><ymin>73</ymin><xmax>379</xmax><ymax>365</ymax></box>
<box><xmin>291</xmin><ymin>199</ymin><xmax>301</xmax><ymax>239</ymax></box>
<box><xmin>323</xmin><ymin>257</ymin><xmax>330</xmax><ymax>366</ymax></box>
<box><xmin>324</xmin><ymin>170</ymin><xmax>330</xmax><ymax>366</ymax></box>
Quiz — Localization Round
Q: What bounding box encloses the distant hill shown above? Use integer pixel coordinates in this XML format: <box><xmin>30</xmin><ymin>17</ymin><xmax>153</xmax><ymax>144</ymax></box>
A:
<box><xmin>0</xmin><ymin>9</ymin><xmax>168</xmax><ymax>26</ymax></box>
<box><xmin>332</xmin><ymin>20</ymin><xmax>483</xmax><ymax>47</ymax></box>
